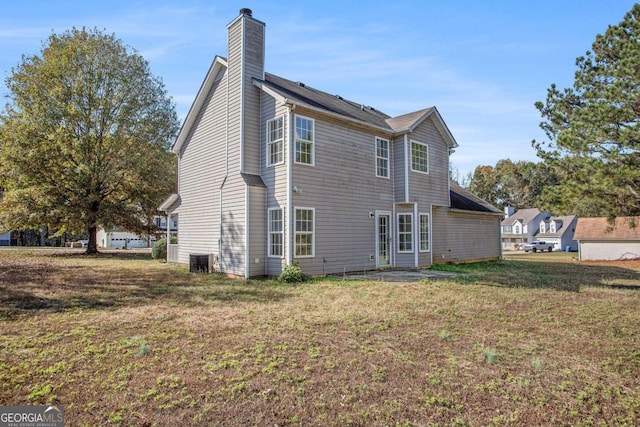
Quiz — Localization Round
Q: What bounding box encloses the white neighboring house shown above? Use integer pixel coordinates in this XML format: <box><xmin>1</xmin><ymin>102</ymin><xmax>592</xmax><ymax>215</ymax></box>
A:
<box><xmin>575</xmin><ymin>216</ymin><xmax>640</xmax><ymax>261</ymax></box>
<box><xmin>97</xmin><ymin>216</ymin><xmax>178</xmax><ymax>249</ymax></box>
<box><xmin>536</xmin><ymin>215</ymin><xmax>578</xmax><ymax>251</ymax></box>
<box><xmin>501</xmin><ymin>208</ymin><xmax>550</xmax><ymax>250</ymax></box>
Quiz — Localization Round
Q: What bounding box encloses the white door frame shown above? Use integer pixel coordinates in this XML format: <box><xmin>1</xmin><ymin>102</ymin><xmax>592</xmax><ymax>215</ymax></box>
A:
<box><xmin>375</xmin><ymin>210</ymin><xmax>393</xmax><ymax>267</ymax></box>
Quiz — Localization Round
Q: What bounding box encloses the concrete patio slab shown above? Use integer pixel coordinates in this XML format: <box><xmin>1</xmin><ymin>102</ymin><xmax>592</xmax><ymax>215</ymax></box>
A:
<box><xmin>338</xmin><ymin>269</ymin><xmax>459</xmax><ymax>282</ymax></box>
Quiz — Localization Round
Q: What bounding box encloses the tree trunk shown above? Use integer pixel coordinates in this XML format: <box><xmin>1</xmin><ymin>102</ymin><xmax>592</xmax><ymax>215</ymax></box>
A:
<box><xmin>86</xmin><ymin>224</ymin><xmax>98</xmax><ymax>254</ymax></box>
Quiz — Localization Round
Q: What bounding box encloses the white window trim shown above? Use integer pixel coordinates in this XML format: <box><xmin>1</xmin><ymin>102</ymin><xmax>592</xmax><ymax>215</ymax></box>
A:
<box><xmin>410</xmin><ymin>140</ymin><xmax>429</xmax><ymax>174</ymax></box>
<box><xmin>294</xmin><ymin>206</ymin><xmax>315</xmax><ymax>258</ymax></box>
<box><xmin>266</xmin><ymin>115</ymin><xmax>285</xmax><ymax>167</ymax></box>
<box><xmin>268</xmin><ymin>208</ymin><xmax>284</xmax><ymax>258</ymax></box>
<box><xmin>294</xmin><ymin>114</ymin><xmax>315</xmax><ymax>166</ymax></box>
<box><xmin>375</xmin><ymin>137</ymin><xmax>390</xmax><ymax>179</ymax></box>
<box><xmin>397</xmin><ymin>213</ymin><xmax>413</xmax><ymax>253</ymax></box>
<box><xmin>419</xmin><ymin>213</ymin><xmax>430</xmax><ymax>253</ymax></box>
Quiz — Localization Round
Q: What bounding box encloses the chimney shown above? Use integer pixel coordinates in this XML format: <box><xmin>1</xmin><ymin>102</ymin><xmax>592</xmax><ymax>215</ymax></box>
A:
<box><xmin>227</xmin><ymin>8</ymin><xmax>266</xmax><ymax>174</ymax></box>
<box><xmin>504</xmin><ymin>206</ymin><xmax>515</xmax><ymax>218</ymax></box>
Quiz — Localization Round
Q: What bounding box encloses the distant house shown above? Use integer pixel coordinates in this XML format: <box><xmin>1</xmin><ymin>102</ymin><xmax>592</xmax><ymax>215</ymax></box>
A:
<box><xmin>0</xmin><ymin>231</ymin><xmax>11</xmax><ymax>246</ymax></box>
<box><xmin>574</xmin><ymin>217</ymin><xmax>640</xmax><ymax>261</ymax></box>
<box><xmin>160</xmin><ymin>8</ymin><xmax>502</xmax><ymax>277</ymax></box>
<box><xmin>537</xmin><ymin>215</ymin><xmax>578</xmax><ymax>251</ymax></box>
<box><xmin>501</xmin><ymin>208</ymin><xmax>550</xmax><ymax>250</ymax></box>
<box><xmin>97</xmin><ymin>216</ymin><xmax>178</xmax><ymax>249</ymax></box>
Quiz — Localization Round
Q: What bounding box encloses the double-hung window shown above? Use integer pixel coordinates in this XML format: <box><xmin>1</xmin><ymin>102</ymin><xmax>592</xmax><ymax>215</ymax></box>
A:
<box><xmin>295</xmin><ymin>207</ymin><xmax>314</xmax><ymax>257</ymax></box>
<box><xmin>376</xmin><ymin>137</ymin><xmax>390</xmax><ymax>178</ymax></box>
<box><xmin>398</xmin><ymin>213</ymin><xmax>413</xmax><ymax>253</ymax></box>
<box><xmin>411</xmin><ymin>141</ymin><xmax>428</xmax><ymax>173</ymax></box>
<box><xmin>419</xmin><ymin>214</ymin><xmax>430</xmax><ymax>252</ymax></box>
<box><xmin>268</xmin><ymin>208</ymin><xmax>283</xmax><ymax>257</ymax></box>
<box><xmin>267</xmin><ymin>116</ymin><xmax>284</xmax><ymax>166</ymax></box>
<box><xmin>295</xmin><ymin>115</ymin><xmax>314</xmax><ymax>165</ymax></box>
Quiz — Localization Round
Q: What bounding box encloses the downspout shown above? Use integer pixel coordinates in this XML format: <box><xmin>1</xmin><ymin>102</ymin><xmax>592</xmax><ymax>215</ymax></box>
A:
<box><xmin>403</xmin><ymin>134</ymin><xmax>409</xmax><ymax>203</ymax></box>
<box><xmin>240</xmin><ymin>19</ymin><xmax>249</xmax><ymax>278</ymax></box>
<box><xmin>219</xmin><ymin>36</ymin><xmax>231</xmax><ymax>274</ymax></box>
<box><xmin>430</xmin><ymin>204</ymin><xmax>433</xmax><ymax>266</ymax></box>
<box><xmin>286</xmin><ymin>105</ymin><xmax>295</xmax><ymax>266</ymax></box>
<box><xmin>414</xmin><ymin>202</ymin><xmax>419</xmax><ymax>268</ymax></box>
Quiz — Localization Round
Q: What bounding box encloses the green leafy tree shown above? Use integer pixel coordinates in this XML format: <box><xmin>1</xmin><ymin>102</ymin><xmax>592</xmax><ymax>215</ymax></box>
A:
<box><xmin>468</xmin><ymin>160</ymin><xmax>558</xmax><ymax>210</ymax></box>
<box><xmin>534</xmin><ymin>4</ymin><xmax>640</xmax><ymax>219</ymax></box>
<box><xmin>0</xmin><ymin>28</ymin><xmax>179</xmax><ymax>253</ymax></box>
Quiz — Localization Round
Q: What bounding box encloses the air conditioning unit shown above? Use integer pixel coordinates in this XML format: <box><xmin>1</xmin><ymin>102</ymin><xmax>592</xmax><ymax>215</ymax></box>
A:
<box><xmin>189</xmin><ymin>253</ymin><xmax>213</xmax><ymax>273</ymax></box>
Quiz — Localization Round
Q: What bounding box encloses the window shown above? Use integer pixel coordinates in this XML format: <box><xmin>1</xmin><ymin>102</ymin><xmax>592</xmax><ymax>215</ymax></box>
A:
<box><xmin>295</xmin><ymin>208</ymin><xmax>314</xmax><ymax>257</ymax></box>
<box><xmin>295</xmin><ymin>115</ymin><xmax>314</xmax><ymax>165</ymax></box>
<box><xmin>376</xmin><ymin>137</ymin><xmax>389</xmax><ymax>178</ymax></box>
<box><xmin>539</xmin><ymin>223</ymin><xmax>546</xmax><ymax>233</ymax></box>
<box><xmin>397</xmin><ymin>213</ymin><xmax>413</xmax><ymax>253</ymax></box>
<box><xmin>550</xmin><ymin>222</ymin><xmax>557</xmax><ymax>233</ymax></box>
<box><xmin>514</xmin><ymin>225</ymin><xmax>521</xmax><ymax>234</ymax></box>
<box><xmin>268</xmin><ymin>208</ymin><xmax>283</xmax><ymax>257</ymax></box>
<box><xmin>411</xmin><ymin>141</ymin><xmax>428</xmax><ymax>173</ymax></box>
<box><xmin>503</xmin><ymin>225</ymin><xmax>512</xmax><ymax>233</ymax></box>
<box><xmin>419</xmin><ymin>214</ymin><xmax>430</xmax><ymax>252</ymax></box>
<box><xmin>267</xmin><ymin>116</ymin><xmax>284</xmax><ymax>166</ymax></box>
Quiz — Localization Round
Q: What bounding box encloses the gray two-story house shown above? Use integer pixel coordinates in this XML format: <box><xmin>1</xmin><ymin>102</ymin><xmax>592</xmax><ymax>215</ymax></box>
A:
<box><xmin>160</xmin><ymin>9</ymin><xmax>502</xmax><ymax>277</ymax></box>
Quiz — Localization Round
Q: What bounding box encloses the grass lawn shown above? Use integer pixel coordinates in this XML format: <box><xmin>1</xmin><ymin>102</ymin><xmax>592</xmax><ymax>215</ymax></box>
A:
<box><xmin>1</xmin><ymin>248</ymin><xmax>639</xmax><ymax>426</ymax></box>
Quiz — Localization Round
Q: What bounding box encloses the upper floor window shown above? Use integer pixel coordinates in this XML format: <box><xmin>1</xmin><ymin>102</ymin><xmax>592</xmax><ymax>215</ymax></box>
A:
<box><xmin>295</xmin><ymin>115</ymin><xmax>314</xmax><ymax>165</ymax></box>
<box><xmin>398</xmin><ymin>213</ymin><xmax>413</xmax><ymax>253</ymax></box>
<box><xmin>503</xmin><ymin>225</ymin><xmax>513</xmax><ymax>234</ymax></box>
<box><xmin>550</xmin><ymin>222</ymin><xmax>557</xmax><ymax>233</ymax></box>
<box><xmin>411</xmin><ymin>141</ymin><xmax>428</xmax><ymax>174</ymax></box>
<box><xmin>376</xmin><ymin>137</ymin><xmax>390</xmax><ymax>178</ymax></box>
<box><xmin>294</xmin><ymin>207</ymin><xmax>315</xmax><ymax>257</ymax></box>
<box><xmin>539</xmin><ymin>223</ymin><xmax>546</xmax><ymax>233</ymax></box>
<box><xmin>267</xmin><ymin>116</ymin><xmax>284</xmax><ymax>166</ymax></box>
<box><xmin>514</xmin><ymin>225</ymin><xmax>521</xmax><ymax>234</ymax></box>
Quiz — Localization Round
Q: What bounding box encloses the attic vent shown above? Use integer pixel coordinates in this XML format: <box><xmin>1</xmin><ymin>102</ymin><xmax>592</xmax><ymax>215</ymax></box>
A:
<box><xmin>335</xmin><ymin>95</ymin><xmax>343</xmax><ymax>100</ymax></box>
<box><xmin>240</xmin><ymin>8</ymin><xmax>252</xmax><ymax>16</ymax></box>
<box><xmin>297</xmin><ymin>81</ymin><xmax>305</xmax><ymax>87</ymax></box>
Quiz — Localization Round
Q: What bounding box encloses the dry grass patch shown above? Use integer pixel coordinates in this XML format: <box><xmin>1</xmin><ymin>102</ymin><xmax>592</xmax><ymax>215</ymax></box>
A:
<box><xmin>1</xmin><ymin>248</ymin><xmax>639</xmax><ymax>425</ymax></box>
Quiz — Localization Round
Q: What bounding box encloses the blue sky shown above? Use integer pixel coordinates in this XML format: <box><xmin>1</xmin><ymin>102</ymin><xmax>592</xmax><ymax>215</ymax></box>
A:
<box><xmin>0</xmin><ymin>0</ymin><xmax>635</xmax><ymax>177</ymax></box>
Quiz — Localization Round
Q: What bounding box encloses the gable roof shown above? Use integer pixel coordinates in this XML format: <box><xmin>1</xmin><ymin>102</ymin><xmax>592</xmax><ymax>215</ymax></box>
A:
<box><xmin>258</xmin><ymin>74</ymin><xmax>458</xmax><ymax>148</ymax></box>
<box><xmin>449</xmin><ymin>182</ymin><xmax>502</xmax><ymax>215</ymax></box>
<box><xmin>537</xmin><ymin>215</ymin><xmax>577</xmax><ymax>238</ymax></box>
<box><xmin>574</xmin><ymin>217</ymin><xmax>640</xmax><ymax>240</ymax></box>
<box><xmin>260</xmin><ymin>73</ymin><xmax>392</xmax><ymax>130</ymax></box>
<box><xmin>501</xmin><ymin>208</ymin><xmax>547</xmax><ymax>226</ymax></box>
<box><xmin>172</xmin><ymin>56</ymin><xmax>228</xmax><ymax>153</ymax></box>
<box><xmin>174</xmin><ymin>53</ymin><xmax>459</xmax><ymax>154</ymax></box>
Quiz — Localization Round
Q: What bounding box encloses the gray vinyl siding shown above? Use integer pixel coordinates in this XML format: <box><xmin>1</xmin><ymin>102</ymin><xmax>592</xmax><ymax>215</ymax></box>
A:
<box><xmin>407</xmin><ymin>118</ymin><xmax>450</xmax><ymax>207</ymax></box>
<box><xmin>262</xmin><ymin>97</ymin><xmax>289</xmax><ymax>275</ymax></box>
<box><xmin>432</xmin><ymin>207</ymin><xmax>501</xmax><ymax>263</ymax></box>
<box><xmin>241</xmin><ymin>18</ymin><xmax>265</xmax><ymax>175</ymax></box>
<box><xmin>174</xmin><ymin>73</ymin><xmax>227</xmax><ymax>265</ymax></box>
<box><xmin>247</xmin><ymin>185</ymin><xmax>266</xmax><ymax>276</ymax></box>
<box><xmin>290</xmin><ymin>108</ymin><xmax>394</xmax><ymax>276</ymax></box>
<box><xmin>393</xmin><ymin>136</ymin><xmax>407</xmax><ymax>203</ymax></box>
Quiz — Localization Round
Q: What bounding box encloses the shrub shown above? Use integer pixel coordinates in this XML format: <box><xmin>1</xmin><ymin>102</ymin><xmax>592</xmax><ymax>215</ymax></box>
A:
<box><xmin>279</xmin><ymin>262</ymin><xmax>305</xmax><ymax>283</ymax></box>
<box><xmin>152</xmin><ymin>237</ymin><xmax>177</xmax><ymax>261</ymax></box>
